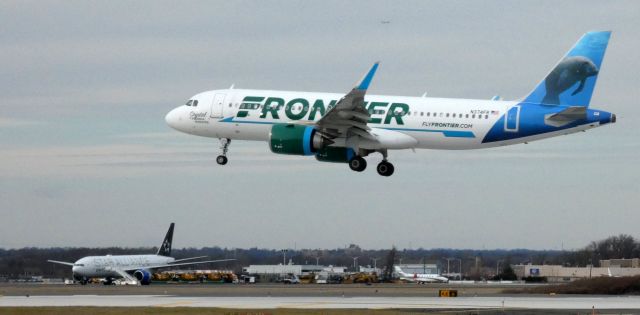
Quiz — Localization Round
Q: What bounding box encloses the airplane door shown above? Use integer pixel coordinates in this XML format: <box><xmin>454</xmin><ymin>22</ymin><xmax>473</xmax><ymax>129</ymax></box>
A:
<box><xmin>210</xmin><ymin>93</ymin><xmax>226</xmax><ymax>118</ymax></box>
<box><xmin>504</xmin><ymin>105</ymin><xmax>520</xmax><ymax>132</ymax></box>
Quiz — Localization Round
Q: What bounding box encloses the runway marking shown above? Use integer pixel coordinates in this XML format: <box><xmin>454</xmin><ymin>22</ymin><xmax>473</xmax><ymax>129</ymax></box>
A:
<box><xmin>154</xmin><ymin>300</ymin><xmax>195</xmax><ymax>307</ymax></box>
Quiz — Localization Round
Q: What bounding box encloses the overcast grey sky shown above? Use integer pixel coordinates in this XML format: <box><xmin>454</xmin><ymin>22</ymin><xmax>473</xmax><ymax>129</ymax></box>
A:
<box><xmin>1</xmin><ymin>1</ymin><xmax>638</xmax><ymax>250</ymax></box>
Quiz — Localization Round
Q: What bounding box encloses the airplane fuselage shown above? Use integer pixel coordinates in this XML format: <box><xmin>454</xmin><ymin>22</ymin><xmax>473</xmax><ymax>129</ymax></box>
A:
<box><xmin>72</xmin><ymin>255</ymin><xmax>174</xmax><ymax>278</ymax></box>
<box><xmin>166</xmin><ymin>88</ymin><xmax>614</xmax><ymax>150</ymax></box>
<box><xmin>165</xmin><ymin>32</ymin><xmax>615</xmax><ymax>176</ymax></box>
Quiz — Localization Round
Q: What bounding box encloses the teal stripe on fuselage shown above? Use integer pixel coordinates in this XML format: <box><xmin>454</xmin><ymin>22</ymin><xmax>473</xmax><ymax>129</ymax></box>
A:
<box><xmin>382</xmin><ymin>127</ymin><xmax>475</xmax><ymax>138</ymax></box>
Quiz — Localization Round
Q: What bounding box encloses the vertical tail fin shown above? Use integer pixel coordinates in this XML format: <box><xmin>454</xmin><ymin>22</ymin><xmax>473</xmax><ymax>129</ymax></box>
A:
<box><xmin>522</xmin><ymin>31</ymin><xmax>611</xmax><ymax>107</ymax></box>
<box><xmin>157</xmin><ymin>223</ymin><xmax>174</xmax><ymax>256</ymax></box>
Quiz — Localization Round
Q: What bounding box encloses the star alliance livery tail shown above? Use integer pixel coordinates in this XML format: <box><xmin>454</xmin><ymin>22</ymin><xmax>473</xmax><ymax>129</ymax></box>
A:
<box><xmin>523</xmin><ymin>31</ymin><xmax>611</xmax><ymax>107</ymax></box>
<box><xmin>157</xmin><ymin>223</ymin><xmax>174</xmax><ymax>257</ymax></box>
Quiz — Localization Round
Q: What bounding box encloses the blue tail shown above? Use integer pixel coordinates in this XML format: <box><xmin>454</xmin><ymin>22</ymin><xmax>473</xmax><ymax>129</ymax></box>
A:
<box><xmin>522</xmin><ymin>31</ymin><xmax>611</xmax><ymax>107</ymax></box>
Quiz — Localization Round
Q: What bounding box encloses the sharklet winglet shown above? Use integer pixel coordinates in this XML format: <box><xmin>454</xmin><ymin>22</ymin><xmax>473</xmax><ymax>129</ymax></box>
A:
<box><xmin>357</xmin><ymin>62</ymin><xmax>380</xmax><ymax>90</ymax></box>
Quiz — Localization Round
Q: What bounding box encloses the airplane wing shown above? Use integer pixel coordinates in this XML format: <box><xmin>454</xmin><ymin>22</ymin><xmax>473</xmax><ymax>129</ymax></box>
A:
<box><xmin>125</xmin><ymin>258</ymin><xmax>235</xmax><ymax>272</ymax></box>
<box><xmin>172</xmin><ymin>256</ymin><xmax>209</xmax><ymax>263</ymax></box>
<box><xmin>315</xmin><ymin>62</ymin><xmax>379</xmax><ymax>141</ymax></box>
<box><xmin>47</xmin><ymin>260</ymin><xmax>76</xmax><ymax>266</ymax></box>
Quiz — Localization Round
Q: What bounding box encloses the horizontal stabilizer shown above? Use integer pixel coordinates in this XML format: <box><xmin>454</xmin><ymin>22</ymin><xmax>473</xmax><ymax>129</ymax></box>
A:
<box><xmin>545</xmin><ymin>106</ymin><xmax>587</xmax><ymax>127</ymax></box>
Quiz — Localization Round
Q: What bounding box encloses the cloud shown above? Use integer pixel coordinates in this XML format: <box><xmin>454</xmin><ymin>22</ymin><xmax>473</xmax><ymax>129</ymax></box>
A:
<box><xmin>0</xmin><ymin>117</ymin><xmax>42</xmax><ymax>127</ymax></box>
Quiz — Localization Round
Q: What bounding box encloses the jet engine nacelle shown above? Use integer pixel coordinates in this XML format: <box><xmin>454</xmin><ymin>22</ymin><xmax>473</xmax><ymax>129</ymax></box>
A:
<box><xmin>133</xmin><ymin>269</ymin><xmax>152</xmax><ymax>285</ymax></box>
<box><xmin>269</xmin><ymin>124</ymin><xmax>327</xmax><ymax>155</ymax></box>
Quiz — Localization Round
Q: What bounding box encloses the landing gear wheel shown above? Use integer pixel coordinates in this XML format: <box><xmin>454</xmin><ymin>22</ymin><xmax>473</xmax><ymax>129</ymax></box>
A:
<box><xmin>377</xmin><ymin>161</ymin><xmax>394</xmax><ymax>177</ymax></box>
<box><xmin>216</xmin><ymin>155</ymin><xmax>228</xmax><ymax>165</ymax></box>
<box><xmin>349</xmin><ymin>156</ymin><xmax>367</xmax><ymax>172</ymax></box>
<box><xmin>216</xmin><ymin>138</ymin><xmax>231</xmax><ymax>165</ymax></box>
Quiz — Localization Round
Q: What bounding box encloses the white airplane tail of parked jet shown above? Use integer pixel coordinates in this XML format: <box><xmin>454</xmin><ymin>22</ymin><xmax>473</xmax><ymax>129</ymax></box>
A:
<box><xmin>48</xmin><ymin>223</ymin><xmax>234</xmax><ymax>285</ymax></box>
<box><xmin>166</xmin><ymin>31</ymin><xmax>615</xmax><ymax>176</ymax></box>
<box><xmin>394</xmin><ymin>266</ymin><xmax>449</xmax><ymax>283</ymax></box>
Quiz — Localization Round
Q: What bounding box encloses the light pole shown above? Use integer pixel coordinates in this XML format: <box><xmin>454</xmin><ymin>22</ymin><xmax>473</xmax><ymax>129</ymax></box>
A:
<box><xmin>281</xmin><ymin>249</ymin><xmax>288</xmax><ymax>265</ymax></box>
<box><xmin>315</xmin><ymin>256</ymin><xmax>320</xmax><ymax>266</ymax></box>
<box><xmin>371</xmin><ymin>258</ymin><xmax>379</xmax><ymax>271</ymax></box>
<box><xmin>444</xmin><ymin>257</ymin><xmax>459</xmax><ymax>277</ymax></box>
<box><xmin>496</xmin><ymin>260</ymin><xmax>504</xmax><ymax>278</ymax></box>
<box><xmin>456</xmin><ymin>258</ymin><xmax>462</xmax><ymax>280</ymax></box>
<box><xmin>444</xmin><ymin>258</ymin><xmax>455</xmax><ymax>275</ymax></box>
<box><xmin>352</xmin><ymin>257</ymin><xmax>359</xmax><ymax>272</ymax></box>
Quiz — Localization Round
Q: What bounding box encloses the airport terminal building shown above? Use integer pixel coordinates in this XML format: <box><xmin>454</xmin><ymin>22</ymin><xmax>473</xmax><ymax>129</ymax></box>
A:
<box><xmin>513</xmin><ymin>259</ymin><xmax>640</xmax><ymax>282</ymax></box>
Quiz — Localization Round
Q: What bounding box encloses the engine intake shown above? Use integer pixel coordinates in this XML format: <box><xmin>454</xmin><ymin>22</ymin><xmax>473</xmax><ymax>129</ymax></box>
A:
<box><xmin>269</xmin><ymin>124</ymin><xmax>328</xmax><ymax>155</ymax></box>
<box><xmin>133</xmin><ymin>269</ymin><xmax>152</xmax><ymax>285</ymax></box>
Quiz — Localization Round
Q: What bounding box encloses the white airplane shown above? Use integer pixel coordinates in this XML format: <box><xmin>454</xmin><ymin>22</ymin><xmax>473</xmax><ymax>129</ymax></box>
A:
<box><xmin>394</xmin><ymin>266</ymin><xmax>449</xmax><ymax>283</ymax></box>
<box><xmin>165</xmin><ymin>31</ymin><xmax>615</xmax><ymax>176</ymax></box>
<box><xmin>48</xmin><ymin>223</ymin><xmax>234</xmax><ymax>285</ymax></box>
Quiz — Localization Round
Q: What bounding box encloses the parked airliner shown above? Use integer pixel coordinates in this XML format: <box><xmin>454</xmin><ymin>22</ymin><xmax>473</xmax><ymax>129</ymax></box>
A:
<box><xmin>166</xmin><ymin>31</ymin><xmax>615</xmax><ymax>176</ymax></box>
<box><xmin>48</xmin><ymin>223</ymin><xmax>234</xmax><ymax>285</ymax></box>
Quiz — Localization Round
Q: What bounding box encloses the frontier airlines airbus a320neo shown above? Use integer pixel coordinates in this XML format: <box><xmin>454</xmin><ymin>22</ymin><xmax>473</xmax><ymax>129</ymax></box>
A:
<box><xmin>166</xmin><ymin>31</ymin><xmax>615</xmax><ymax>177</ymax></box>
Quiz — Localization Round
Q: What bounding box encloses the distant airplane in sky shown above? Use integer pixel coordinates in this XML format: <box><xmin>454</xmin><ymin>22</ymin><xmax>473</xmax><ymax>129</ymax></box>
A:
<box><xmin>394</xmin><ymin>266</ymin><xmax>449</xmax><ymax>283</ymax></box>
<box><xmin>166</xmin><ymin>31</ymin><xmax>615</xmax><ymax>177</ymax></box>
<box><xmin>48</xmin><ymin>223</ymin><xmax>234</xmax><ymax>285</ymax></box>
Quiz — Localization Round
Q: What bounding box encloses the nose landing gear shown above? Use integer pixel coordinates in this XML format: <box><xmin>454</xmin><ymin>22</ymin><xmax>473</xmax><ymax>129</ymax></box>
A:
<box><xmin>216</xmin><ymin>138</ymin><xmax>231</xmax><ymax>165</ymax></box>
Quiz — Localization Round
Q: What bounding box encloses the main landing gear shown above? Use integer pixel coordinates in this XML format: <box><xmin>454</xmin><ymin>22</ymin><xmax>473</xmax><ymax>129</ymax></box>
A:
<box><xmin>376</xmin><ymin>160</ymin><xmax>394</xmax><ymax>177</ymax></box>
<box><xmin>348</xmin><ymin>151</ymin><xmax>395</xmax><ymax>177</ymax></box>
<box><xmin>349</xmin><ymin>156</ymin><xmax>367</xmax><ymax>172</ymax></box>
<box><xmin>216</xmin><ymin>138</ymin><xmax>231</xmax><ymax>165</ymax></box>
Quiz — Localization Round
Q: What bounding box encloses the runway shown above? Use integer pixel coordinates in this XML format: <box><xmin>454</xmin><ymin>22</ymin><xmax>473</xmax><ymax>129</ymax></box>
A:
<box><xmin>2</xmin><ymin>295</ymin><xmax>640</xmax><ymax>309</ymax></box>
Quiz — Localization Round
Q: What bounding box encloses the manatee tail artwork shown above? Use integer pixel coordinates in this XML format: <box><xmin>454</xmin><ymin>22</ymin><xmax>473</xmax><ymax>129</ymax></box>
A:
<box><xmin>522</xmin><ymin>31</ymin><xmax>611</xmax><ymax>107</ymax></box>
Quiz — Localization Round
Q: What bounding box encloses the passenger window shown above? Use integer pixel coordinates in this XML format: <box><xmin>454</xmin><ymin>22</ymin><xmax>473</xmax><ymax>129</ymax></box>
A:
<box><xmin>472</xmin><ymin>114</ymin><xmax>476</xmax><ymax>118</ymax></box>
<box><xmin>452</xmin><ymin>113</ymin><xmax>456</xmax><ymax>118</ymax></box>
<box><xmin>446</xmin><ymin>113</ymin><xmax>450</xmax><ymax>117</ymax></box>
<box><xmin>420</xmin><ymin>112</ymin><xmax>423</xmax><ymax>116</ymax></box>
<box><xmin>485</xmin><ymin>115</ymin><xmax>489</xmax><ymax>119</ymax></box>
<box><xmin>466</xmin><ymin>114</ymin><xmax>469</xmax><ymax>118</ymax></box>
<box><xmin>426</xmin><ymin>112</ymin><xmax>430</xmax><ymax>117</ymax></box>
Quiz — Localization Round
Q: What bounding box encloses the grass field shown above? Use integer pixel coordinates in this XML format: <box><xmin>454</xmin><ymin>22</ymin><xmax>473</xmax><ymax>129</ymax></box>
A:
<box><xmin>0</xmin><ymin>308</ymin><xmax>463</xmax><ymax>315</ymax></box>
<box><xmin>0</xmin><ymin>307</ymin><xmax>606</xmax><ymax>315</ymax></box>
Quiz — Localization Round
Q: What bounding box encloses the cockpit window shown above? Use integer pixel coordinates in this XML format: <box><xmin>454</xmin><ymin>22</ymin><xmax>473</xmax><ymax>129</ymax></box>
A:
<box><xmin>185</xmin><ymin>100</ymin><xmax>193</xmax><ymax>106</ymax></box>
<box><xmin>193</xmin><ymin>100</ymin><xmax>198</xmax><ymax>107</ymax></box>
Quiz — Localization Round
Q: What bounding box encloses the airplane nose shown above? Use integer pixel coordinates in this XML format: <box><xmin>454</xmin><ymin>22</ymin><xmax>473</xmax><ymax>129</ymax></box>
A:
<box><xmin>165</xmin><ymin>108</ymin><xmax>180</xmax><ymax>129</ymax></box>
